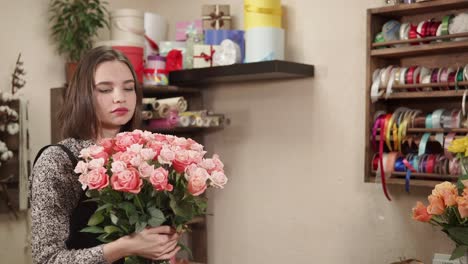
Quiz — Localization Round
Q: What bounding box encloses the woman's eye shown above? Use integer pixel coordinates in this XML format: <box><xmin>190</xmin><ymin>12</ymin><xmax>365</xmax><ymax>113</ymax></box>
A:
<box><xmin>97</xmin><ymin>89</ymin><xmax>112</xmax><ymax>93</ymax></box>
<box><xmin>124</xmin><ymin>86</ymin><xmax>135</xmax><ymax>91</ymax></box>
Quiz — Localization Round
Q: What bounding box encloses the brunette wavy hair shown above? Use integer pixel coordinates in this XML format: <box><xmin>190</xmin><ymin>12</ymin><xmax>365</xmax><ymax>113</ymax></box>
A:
<box><xmin>58</xmin><ymin>46</ymin><xmax>142</xmax><ymax>140</ymax></box>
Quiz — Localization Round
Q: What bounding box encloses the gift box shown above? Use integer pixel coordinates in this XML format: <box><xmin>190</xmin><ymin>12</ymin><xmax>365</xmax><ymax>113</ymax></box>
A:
<box><xmin>244</xmin><ymin>0</ymin><xmax>282</xmax><ymax>30</ymax></box>
<box><xmin>193</xmin><ymin>44</ymin><xmax>221</xmax><ymax>68</ymax></box>
<box><xmin>175</xmin><ymin>20</ymin><xmax>203</xmax><ymax>41</ymax></box>
<box><xmin>202</xmin><ymin>4</ymin><xmax>232</xmax><ymax>30</ymax></box>
<box><xmin>159</xmin><ymin>41</ymin><xmax>192</xmax><ymax>69</ymax></box>
<box><xmin>245</xmin><ymin>27</ymin><xmax>284</xmax><ymax>62</ymax></box>
<box><xmin>204</xmin><ymin>30</ymin><xmax>245</xmax><ymax>62</ymax></box>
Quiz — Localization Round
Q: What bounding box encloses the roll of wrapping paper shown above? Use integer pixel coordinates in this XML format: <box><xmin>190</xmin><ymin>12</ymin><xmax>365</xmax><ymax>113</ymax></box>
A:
<box><xmin>244</xmin><ymin>0</ymin><xmax>282</xmax><ymax>30</ymax></box>
<box><xmin>157</xmin><ymin>97</ymin><xmax>187</xmax><ymax>113</ymax></box>
<box><xmin>147</xmin><ymin>110</ymin><xmax>179</xmax><ymax>130</ymax></box>
<box><xmin>142</xmin><ymin>98</ymin><xmax>170</xmax><ymax>118</ymax></box>
<box><xmin>142</xmin><ymin>98</ymin><xmax>159</xmax><ymax>110</ymax></box>
<box><xmin>195</xmin><ymin>116</ymin><xmax>204</xmax><ymax>127</ymax></box>
<box><xmin>141</xmin><ymin>111</ymin><xmax>153</xmax><ymax>120</ymax></box>
<box><xmin>178</xmin><ymin>115</ymin><xmax>192</xmax><ymax>127</ymax></box>
<box><xmin>245</xmin><ymin>27</ymin><xmax>284</xmax><ymax>62</ymax></box>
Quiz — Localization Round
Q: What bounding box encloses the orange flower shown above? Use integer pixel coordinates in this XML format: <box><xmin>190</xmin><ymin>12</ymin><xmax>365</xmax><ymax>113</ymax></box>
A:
<box><xmin>412</xmin><ymin>202</ymin><xmax>432</xmax><ymax>222</ymax></box>
<box><xmin>457</xmin><ymin>195</ymin><xmax>468</xmax><ymax>218</ymax></box>
<box><xmin>432</xmin><ymin>181</ymin><xmax>458</xmax><ymax>207</ymax></box>
<box><xmin>427</xmin><ymin>195</ymin><xmax>445</xmax><ymax>215</ymax></box>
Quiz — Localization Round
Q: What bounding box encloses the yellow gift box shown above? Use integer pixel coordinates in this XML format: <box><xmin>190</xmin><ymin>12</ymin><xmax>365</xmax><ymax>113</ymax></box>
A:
<box><xmin>244</xmin><ymin>0</ymin><xmax>282</xmax><ymax>30</ymax></box>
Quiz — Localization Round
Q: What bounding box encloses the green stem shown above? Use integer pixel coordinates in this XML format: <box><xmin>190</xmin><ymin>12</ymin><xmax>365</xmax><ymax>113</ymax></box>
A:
<box><xmin>135</xmin><ymin>195</ymin><xmax>145</xmax><ymax>214</ymax></box>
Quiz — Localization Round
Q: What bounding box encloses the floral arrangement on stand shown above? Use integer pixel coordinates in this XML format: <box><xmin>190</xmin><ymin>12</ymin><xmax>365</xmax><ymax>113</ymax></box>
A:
<box><xmin>76</xmin><ymin>130</ymin><xmax>227</xmax><ymax>264</ymax></box>
<box><xmin>412</xmin><ymin>137</ymin><xmax>468</xmax><ymax>261</ymax></box>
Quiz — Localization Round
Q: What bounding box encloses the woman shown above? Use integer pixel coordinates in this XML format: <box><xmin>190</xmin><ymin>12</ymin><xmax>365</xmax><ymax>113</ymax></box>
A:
<box><xmin>31</xmin><ymin>46</ymin><xmax>180</xmax><ymax>263</ymax></box>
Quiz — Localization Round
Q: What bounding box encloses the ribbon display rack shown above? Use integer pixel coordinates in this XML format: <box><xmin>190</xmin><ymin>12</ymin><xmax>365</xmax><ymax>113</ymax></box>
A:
<box><xmin>365</xmin><ymin>0</ymin><xmax>468</xmax><ymax>192</ymax></box>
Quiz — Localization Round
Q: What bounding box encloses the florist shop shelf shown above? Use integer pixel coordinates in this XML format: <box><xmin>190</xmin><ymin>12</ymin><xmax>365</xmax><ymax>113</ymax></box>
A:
<box><xmin>369</xmin><ymin>0</ymin><xmax>468</xmax><ymax>17</ymax></box>
<box><xmin>168</xmin><ymin>60</ymin><xmax>314</xmax><ymax>86</ymax></box>
<box><xmin>369</xmin><ymin>177</ymin><xmax>452</xmax><ymax>188</ymax></box>
<box><xmin>370</xmin><ymin>40</ymin><xmax>468</xmax><ymax>58</ymax></box>
<box><xmin>371</xmin><ymin>171</ymin><xmax>459</xmax><ymax>181</ymax></box>
<box><xmin>142</xmin><ymin>85</ymin><xmax>201</xmax><ymax>98</ymax></box>
<box><xmin>380</xmin><ymin>90</ymin><xmax>468</xmax><ymax>99</ymax></box>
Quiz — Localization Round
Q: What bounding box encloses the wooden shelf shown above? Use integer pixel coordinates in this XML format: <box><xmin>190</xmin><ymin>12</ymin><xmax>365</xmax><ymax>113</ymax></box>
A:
<box><xmin>380</xmin><ymin>89</ymin><xmax>468</xmax><ymax>99</ymax></box>
<box><xmin>368</xmin><ymin>0</ymin><xmax>468</xmax><ymax>17</ymax></box>
<box><xmin>142</xmin><ymin>85</ymin><xmax>200</xmax><ymax>98</ymax></box>
<box><xmin>372</xmin><ymin>171</ymin><xmax>459</xmax><ymax>181</ymax></box>
<box><xmin>371</xmin><ymin>40</ymin><xmax>468</xmax><ymax>58</ymax></box>
<box><xmin>168</xmin><ymin>60</ymin><xmax>314</xmax><ymax>86</ymax></box>
<box><xmin>368</xmin><ymin>177</ymin><xmax>449</xmax><ymax>188</ymax></box>
<box><xmin>407</xmin><ymin>128</ymin><xmax>468</xmax><ymax>133</ymax></box>
<box><xmin>187</xmin><ymin>216</ymin><xmax>205</xmax><ymax>225</ymax></box>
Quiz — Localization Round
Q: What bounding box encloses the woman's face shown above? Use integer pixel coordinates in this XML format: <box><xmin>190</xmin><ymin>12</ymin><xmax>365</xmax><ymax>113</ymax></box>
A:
<box><xmin>93</xmin><ymin>60</ymin><xmax>137</xmax><ymax>134</ymax></box>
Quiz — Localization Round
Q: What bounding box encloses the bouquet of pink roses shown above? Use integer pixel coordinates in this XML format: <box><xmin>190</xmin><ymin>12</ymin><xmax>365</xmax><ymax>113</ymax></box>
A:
<box><xmin>75</xmin><ymin>130</ymin><xmax>227</xmax><ymax>264</ymax></box>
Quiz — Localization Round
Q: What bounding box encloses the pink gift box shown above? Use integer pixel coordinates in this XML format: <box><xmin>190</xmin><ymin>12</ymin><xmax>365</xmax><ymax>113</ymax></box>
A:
<box><xmin>176</xmin><ymin>20</ymin><xmax>203</xmax><ymax>41</ymax></box>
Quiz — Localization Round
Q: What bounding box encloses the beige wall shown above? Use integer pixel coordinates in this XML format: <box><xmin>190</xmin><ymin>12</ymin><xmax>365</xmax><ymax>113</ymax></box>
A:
<box><xmin>0</xmin><ymin>0</ymin><xmax>453</xmax><ymax>263</ymax></box>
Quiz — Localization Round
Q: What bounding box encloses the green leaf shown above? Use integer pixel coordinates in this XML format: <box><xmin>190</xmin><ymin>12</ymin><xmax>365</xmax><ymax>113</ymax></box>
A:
<box><xmin>97</xmin><ymin>233</ymin><xmax>112</xmax><ymax>243</ymax></box>
<box><xmin>110</xmin><ymin>213</ymin><xmax>119</xmax><ymax>225</ymax></box>
<box><xmin>97</xmin><ymin>203</ymin><xmax>113</xmax><ymax>212</ymax></box>
<box><xmin>447</xmin><ymin>227</ymin><xmax>468</xmax><ymax>245</ymax></box>
<box><xmin>129</xmin><ymin>215</ymin><xmax>139</xmax><ymax>225</ymax></box>
<box><xmin>119</xmin><ymin>202</ymin><xmax>137</xmax><ymax>216</ymax></box>
<box><xmin>80</xmin><ymin>226</ymin><xmax>105</xmax><ymax>234</ymax></box>
<box><xmin>104</xmin><ymin>225</ymin><xmax>122</xmax><ymax>234</ymax></box>
<box><xmin>450</xmin><ymin>245</ymin><xmax>468</xmax><ymax>260</ymax></box>
<box><xmin>147</xmin><ymin>207</ymin><xmax>165</xmax><ymax>227</ymax></box>
<box><xmin>135</xmin><ymin>221</ymin><xmax>147</xmax><ymax>233</ymax></box>
<box><xmin>88</xmin><ymin>211</ymin><xmax>104</xmax><ymax>226</ymax></box>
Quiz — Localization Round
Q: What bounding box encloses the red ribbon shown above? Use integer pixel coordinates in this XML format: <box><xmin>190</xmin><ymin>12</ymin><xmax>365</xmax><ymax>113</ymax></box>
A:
<box><xmin>165</xmin><ymin>50</ymin><xmax>183</xmax><ymax>72</ymax></box>
<box><xmin>194</xmin><ymin>46</ymin><xmax>216</xmax><ymax>67</ymax></box>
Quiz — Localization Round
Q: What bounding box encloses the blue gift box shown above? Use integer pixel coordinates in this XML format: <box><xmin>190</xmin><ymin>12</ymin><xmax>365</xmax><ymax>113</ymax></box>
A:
<box><xmin>204</xmin><ymin>29</ymin><xmax>245</xmax><ymax>62</ymax></box>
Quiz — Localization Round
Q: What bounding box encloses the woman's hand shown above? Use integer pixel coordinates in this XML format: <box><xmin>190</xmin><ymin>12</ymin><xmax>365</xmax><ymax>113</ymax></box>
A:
<box><xmin>103</xmin><ymin>226</ymin><xmax>181</xmax><ymax>262</ymax></box>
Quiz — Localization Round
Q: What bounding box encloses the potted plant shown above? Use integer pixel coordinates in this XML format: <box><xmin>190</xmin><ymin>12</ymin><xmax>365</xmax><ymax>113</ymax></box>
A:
<box><xmin>49</xmin><ymin>0</ymin><xmax>109</xmax><ymax>82</ymax></box>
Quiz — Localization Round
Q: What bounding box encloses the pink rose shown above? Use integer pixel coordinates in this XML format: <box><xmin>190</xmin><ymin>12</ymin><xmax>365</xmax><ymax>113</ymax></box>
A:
<box><xmin>111</xmin><ymin>167</ymin><xmax>143</xmax><ymax>194</ymax></box>
<box><xmin>111</xmin><ymin>161</ymin><xmax>127</xmax><ymax>173</ymax></box>
<box><xmin>88</xmin><ymin>158</ymin><xmax>105</xmax><ymax>170</ymax></box>
<box><xmin>74</xmin><ymin>161</ymin><xmax>88</xmax><ymax>174</ymax></box>
<box><xmin>146</xmin><ymin>141</ymin><xmax>164</xmax><ymax>156</ymax></box>
<box><xmin>210</xmin><ymin>171</ymin><xmax>227</xmax><ymax>188</ymax></box>
<box><xmin>185</xmin><ymin>165</ymin><xmax>209</xmax><ymax>196</ymax></box>
<box><xmin>87</xmin><ymin>167</ymin><xmax>110</xmax><ymax>190</ymax></box>
<box><xmin>91</xmin><ymin>151</ymin><xmax>109</xmax><ymax>164</ymax></box>
<box><xmin>141</xmin><ymin>131</ymin><xmax>155</xmax><ymax>142</ymax></box>
<box><xmin>188</xmin><ymin>150</ymin><xmax>204</xmax><ymax>164</ymax></box>
<box><xmin>173</xmin><ymin>150</ymin><xmax>191</xmax><ymax>173</ymax></box>
<box><xmin>212</xmin><ymin>154</ymin><xmax>224</xmax><ymax>171</ymax></box>
<box><xmin>149</xmin><ymin>167</ymin><xmax>173</xmax><ymax>191</ymax></box>
<box><xmin>78</xmin><ymin>173</ymin><xmax>88</xmax><ymax>190</ymax></box>
<box><xmin>114</xmin><ymin>133</ymin><xmax>139</xmax><ymax>152</ymax></box>
<box><xmin>153</xmin><ymin>133</ymin><xmax>168</xmax><ymax>143</ymax></box>
<box><xmin>187</xmin><ymin>138</ymin><xmax>204</xmax><ymax>151</ymax></box>
<box><xmin>173</xmin><ymin>137</ymin><xmax>189</xmax><ymax>148</ymax></box>
<box><xmin>158</xmin><ymin>147</ymin><xmax>175</xmax><ymax>165</ymax></box>
<box><xmin>199</xmin><ymin>159</ymin><xmax>216</xmax><ymax>173</ymax></box>
<box><xmin>188</xmin><ymin>174</ymin><xmax>208</xmax><ymax>196</ymax></box>
<box><xmin>138</xmin><ymin>163</ymin><xmax>155</xmax><ymax>178</ymax></box>
<box><xmin>128</xmin><ymin>144</ymin><xmax>143</xmax><ymax>154</ymax></box>
<box><xmin>79</xmin><ymin>145</ymin><xmax>104</xmax><ymax>160</ymax></box>
<box><xmin>130</xmin><ymin>155</ymin><xmax>143</xmax><ymax>167</ymax></box>
<box><xmin>140</xmin><ymin>148</ymin><xmax>156</xmax><ymax>161</ymax></box>
<box><xmin>98</xmin><ymin>138</ymin><xmax>114</xmax><ymax>154</ymax></box>
<box><xmin>114</xmin><ymin>151</ymin><xmax>136</xmax><ymax>165</ymax></box>
<box><xmin>458</xmin><ymin>195</ymin><xmax>468</xmax><ymax>218</ymax></box>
